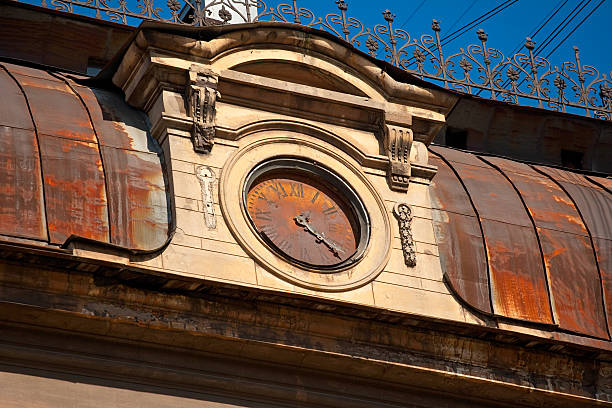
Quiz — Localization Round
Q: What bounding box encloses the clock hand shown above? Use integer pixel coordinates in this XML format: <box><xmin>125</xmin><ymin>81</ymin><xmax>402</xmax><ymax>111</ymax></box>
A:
<box><xmin>294</xmin><ymin>213</ymin><xmax>346</xmax><ymax>257</ymax></box>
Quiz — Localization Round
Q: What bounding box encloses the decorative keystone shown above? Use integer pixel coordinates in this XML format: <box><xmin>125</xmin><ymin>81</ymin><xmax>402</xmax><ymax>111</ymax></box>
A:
<box><xmin>384</xmin><ymin>124</ymin><xmax>413</xmax><ymax>192</ymax></box>
<box><xmin>187</xmin><ymin>68</ymin><xmax>219</xmax><ymax>153</ymax></box>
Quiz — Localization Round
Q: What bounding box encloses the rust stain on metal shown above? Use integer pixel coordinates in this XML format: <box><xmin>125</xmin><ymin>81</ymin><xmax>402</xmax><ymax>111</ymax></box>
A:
<box><xmin>102</xmin><ymin>147</ymin><xmax>168</xmax><ymax>250</ymax></box>
<box><xmin>485</xmin><ymin>157</ymin><xmax>588</xmax><ymax>235</ymax></box>
<box><xmin>429</xmin><ymin>156</ymin><xmax>491</xmax><ymax>314</ymax></box>
<box><xmin>481</xmin><ymin>221</ymin><xmax>553</xmax><ymax>323</ymax></box>
<box><xmin>7</xmin><ymin>71</ymin><xmax>97</xmax><ymax>143</ymax></box>
<box><xmin>593</xmin><ymin>238</ymin><xmax>612</xmax><ymax>336</ymax></box>
<box><xmin>433</xmin><ymin>149</ymin><xmax>552</xmax><ymax>323</ymax></box>
<box><xmin>39</xmin><ymin>135</ymin><xmax>109</xmax><ymax>244</ymax></box>
<box><xmin>536</xmin><ymin>166</ymin><xmax>612</xmax><ymax>336</ymax></box>
<box><xmin>538</xmin><ymin>228</ymin><xmax>608</xmax><ymax>339</ymax></box>
<box><xmin>69</xmin><ymin>83</ymin><xmax>135</xmax><ymax>151</ymax></box>
<box><xmin>0</xmin><ymin>66</ymin><xmax>47</xmax><ymax>240</ymax></box>
<box><xmin>0</xmin><ymin>127</ymin><xmax>46</xmax><ymax>240</ymax></box>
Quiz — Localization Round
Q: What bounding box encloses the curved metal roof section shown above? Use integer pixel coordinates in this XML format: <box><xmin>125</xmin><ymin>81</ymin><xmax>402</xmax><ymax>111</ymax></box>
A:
<box><xmin>0</xmin><ymin>61</ymin><xmax>170</xmax><ymax>252</ymax></box>
<box><xmin>430</xmin><ymin>146</ymin><xmax>611</xmax><ymax>340</ymax></box>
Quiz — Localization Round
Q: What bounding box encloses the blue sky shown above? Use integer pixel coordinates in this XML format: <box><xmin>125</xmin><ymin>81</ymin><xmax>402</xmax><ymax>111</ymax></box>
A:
<box><xmin>303</xmin><ymin>0</ymin><xmax>611</xmax><ymax>80</ymax></box>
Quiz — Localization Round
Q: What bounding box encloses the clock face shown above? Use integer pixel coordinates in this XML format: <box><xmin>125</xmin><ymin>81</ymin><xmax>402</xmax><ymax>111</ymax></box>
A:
<box><xmin>244</xmin><ymin>161</ymin><xmax>367</xmax><ymax>269</ymax></box>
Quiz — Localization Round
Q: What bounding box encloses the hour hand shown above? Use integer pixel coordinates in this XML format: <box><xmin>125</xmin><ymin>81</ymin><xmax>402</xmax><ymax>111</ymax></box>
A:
<box><xmin>294</xmin><ymin>213</ymin><xmax>345</xmax><ymax>257</ymax></box>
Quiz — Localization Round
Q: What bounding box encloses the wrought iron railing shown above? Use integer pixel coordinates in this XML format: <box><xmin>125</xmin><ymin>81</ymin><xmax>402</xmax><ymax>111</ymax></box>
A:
<box><xmin>23</xmin><ymin>0</ymin><xmax>612</xmax><ymax>120</ymax></box>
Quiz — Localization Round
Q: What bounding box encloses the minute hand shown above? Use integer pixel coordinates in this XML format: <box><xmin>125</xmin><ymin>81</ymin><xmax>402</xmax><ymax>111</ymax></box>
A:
<box><xmin>294</xmin><ymin>214</ymin><xmax>345</xmax><ymax>256</ymax></box>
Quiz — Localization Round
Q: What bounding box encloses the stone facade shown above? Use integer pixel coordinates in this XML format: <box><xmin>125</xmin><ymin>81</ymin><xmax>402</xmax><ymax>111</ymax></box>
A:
<box><xmin>0</xmin><ymin>7</ymin><xmax>611</xmax><ymax>408</ymax></box>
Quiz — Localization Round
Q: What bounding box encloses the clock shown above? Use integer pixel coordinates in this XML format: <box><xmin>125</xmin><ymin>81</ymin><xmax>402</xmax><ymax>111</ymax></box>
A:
<box><xmin>243</xmin><ymin>158</ymin><xmax>370</xmax><ymax>270</ymax></box>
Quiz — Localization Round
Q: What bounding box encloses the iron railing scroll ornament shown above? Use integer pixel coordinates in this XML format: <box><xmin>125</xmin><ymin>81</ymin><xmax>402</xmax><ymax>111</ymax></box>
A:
<box><xmin>32</xmin><ymin>0</ymin><xmax>611</xmax><ymax>120</ymax></box>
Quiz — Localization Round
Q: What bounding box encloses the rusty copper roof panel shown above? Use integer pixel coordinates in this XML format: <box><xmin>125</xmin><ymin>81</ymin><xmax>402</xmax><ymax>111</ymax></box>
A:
<box><xmin>535</xmin><ymin>166</ymin><xmax>612</xmax><ymax>337</ymax></box>
<box><xmin>102</xmin><ymin>147</ymin><xmax>169</xmax><ymax>249</ymax></box>
<box><xmin>429</xmin><ymin>156</ymin><xmax>491</xmax><ymax>314</ymax></box>
<box><xmin>10</xmin><ymin>73</ymin><xmax>97</xmax><ymax>143</ymax></box>
<box><xmin>484</xmin><ymin>157</ymin><xmax>607</xmax><ymax>338</ymax></box>
<box><xmin>38</xmin><ymin>135</ymin><xmax>110</xmax><ymax>243</ymax></box>
<box><xmin>0</xmin><ymin>67</ymin><xmax>46</xmax><ymax>240</ymax></box>
<box><xmin>587</xmin><ymin>176</ymin><xmax>612</xmax><ymax>192</ymax></box>
<box><xmin>431</xmin><ymin>146</ymin><xmax>553</xmax><ymax>324</ymax></box>
<box><xmin>0</xmin><ymin>62</ymin><xmax>170</xmax><ymax>252</ymax></box>
<box><xmin>70</xmin><ymin>84</ymin><xmax>169</xmax><ymax>249</ymax></box>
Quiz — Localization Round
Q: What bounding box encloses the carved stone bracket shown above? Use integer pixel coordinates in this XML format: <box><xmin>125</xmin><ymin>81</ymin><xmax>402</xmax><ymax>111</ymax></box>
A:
<box><xmin>188</xmin><ymin>68</ymin><xmax>219</xmax><ymax>153</ymax></box>
<box><xmin>384</xmin><ymin>124</ymin><xmax>413</xmax><ymax>192</ymax></box>
<box><xmin>393</xmin><ymin>203</ymin><xmax>416</xmax><ymax>267</ymax></box>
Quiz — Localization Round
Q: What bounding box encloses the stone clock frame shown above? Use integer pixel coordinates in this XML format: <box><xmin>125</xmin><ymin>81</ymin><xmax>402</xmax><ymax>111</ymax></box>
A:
<box><xmin>220</xmin><ymin>130</ymin><xmax>392</xmax><ymax>292</ymax></box>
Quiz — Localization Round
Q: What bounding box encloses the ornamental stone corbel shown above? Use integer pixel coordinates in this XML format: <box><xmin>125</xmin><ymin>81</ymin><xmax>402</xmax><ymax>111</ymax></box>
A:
<box><xmin>187</xmin><ymin>68</ymin><xmax>220</xmax><ymax>153</ymax></box>
<box><xmin>384</xmin><ymin>124</ymin><xmax>413</xmax><ymax>192</ymax></box>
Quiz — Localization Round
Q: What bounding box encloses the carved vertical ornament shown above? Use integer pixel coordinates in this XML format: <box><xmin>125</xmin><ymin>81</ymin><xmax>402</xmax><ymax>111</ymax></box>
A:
<box><xmin>393</xmin><ymin>203</ymin><xmax>416</xmax><ymax>267</ymax></box>
<box><xmin>385</xmin><ymin>124</ymin><xmax>413</xmax><ymax>191</ymax></box>
<box><xmin>196</xmin><ymin>165</ymin><xmax>217</xmax><ymax>229</ymax></box>
<box><xmin>188</xmin><ymin>69</ymin><xmax>219</xmax><ymax>153</ymax></box>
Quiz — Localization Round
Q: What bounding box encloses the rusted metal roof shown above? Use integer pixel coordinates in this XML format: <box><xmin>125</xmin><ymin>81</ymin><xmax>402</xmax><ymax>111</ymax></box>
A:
<box><xmin>431</xmin><ymin>146</ymin><xmax>612</xmax><ymax>340</ymax></box>
<box><xmin>0</xmin><ymin>62</ymin><xmax>169</xmax><ymax>252</ymax></box>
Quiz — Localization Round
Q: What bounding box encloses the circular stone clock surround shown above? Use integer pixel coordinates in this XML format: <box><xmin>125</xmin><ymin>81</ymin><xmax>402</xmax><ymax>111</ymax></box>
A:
<box><xmin>219</xmin><ymin>131</ymin><xmax>391</xmax><ymax>292</ymax></box>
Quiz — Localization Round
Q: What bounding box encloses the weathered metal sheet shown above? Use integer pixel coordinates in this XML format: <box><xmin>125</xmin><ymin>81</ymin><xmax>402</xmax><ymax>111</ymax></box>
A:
<box><xmin>0</xmin><ymin>126</ymin><xmax>46</xmax><ymax>240</ymax></box>
<box><xmin>586</xmin><ymin>175</ymin><xmax>612</xmax><ymax>192</ymax></box>
<box><xmin>593</xmin><ymin>238</ymin><xmax>612</xmax><ymax>336</ymax></box>
<box><xmin>102</xmin><ymin>147</ymin><xmax>169</xmax><ymax>250</ymax></box>
<box><xmin>434</xmin><ymin>149</ymin><xmax>552</xmax><ymax>323</ymax></box>
<box><xmin>8</xmin><ymin>72</ymin><xmax>97</xmax><ymax>143</ymax></box>
<box><xmin>38</xmin><ymin>135</ymin><xmax>109</xmax><ymax>244</ymax></box>
<box><xmin>70</xmin><ymin>83</ymin><xmax>155</xmax><ymax>152</ymax></box>
<box><xmin>536</xmin><ymin>166</ymin><xmax>612</xmax><ymax>336</ymax></box>
<box><xmin>480</xmin><ymin>220</ymin><xmax>553</xmax><ymax>323</ymax></box>
<box><xmin>485</xmin><ymin>157</ymin><xmax>606</xmax><ymax>337</ymax></box>
<box><xmin>0</xmin><ymin>67</ymin><xmax>35</xmax><ymax>130</ymax></box>
<box><xmin>538</xmin><ymin>228</ymin><xmax>608</xmax><ymax>338</ymax></box>
<box><xmin>484</xmin><ymin>157</ymin><xmax>589</xmax><ymax>235</ymax></box>
<box><xmin>429</xmin><ymin>156</ymin><xmax>475</xmax><ymax>216</ymax></box>
<box><xmin>430</xmin><ymin>145</ymin><xmax>489</xmax><ymax>168</ymax></box>
<box><xmin>537</xmin><ymin>167</ymin><xmax>612</xmax><ymax>241</ymax></box>
<box><xmin>0</xmin><ymin>67</ymin><xmax>46</xmax><ymax>240</ymax></box>
<box><xmin>429</xmin><ymin>155</ymin><xmax>491</xmax><ymax>314</ymax></box>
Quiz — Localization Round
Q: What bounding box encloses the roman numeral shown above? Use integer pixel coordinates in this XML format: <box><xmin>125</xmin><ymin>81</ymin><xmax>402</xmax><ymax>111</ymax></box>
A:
<box><xmin>277</xmin><ymin>239</ymin><xmax>292</xmax><ymax>252</ymax></box>
<box><xmin>260</xmin><ymin>225</ymin><xmax>279</xmax><ymax>241</ymax></box>
<box><xmin>328</xmin><ymin>223</ymin><xmax>338</xmax><ymax>233</ymax></box>
<box><xmin>311</xmin><ymin>191</ymin><xmax>320</xmax><ymax>204</ymax></box>
<box><xmin>254</xmin><ymin>208</ymin><xmax>272</xmax><ymax>221</ymax></box>
<box><xmin>267</xmin><ymin>182</ymin><xmax>288</xmax><ymax>199</ymax></box>
<box><xmin>252</xmin><ymin>190</ymin><xmax>267</xmax><ymax>201</ymax></box>
<box><xmin>288</xmin><ymin>183</ymin><xmax>304</xmax><ymax>198</ymax></box>
<box><xmin>301</xmin><ymin>247</ymin><xmax>311</xmax><ymax>262</ymax></box>
<box><xmin>322</xmin><ymin>204</ymin><xmax>337</xmax><ymax>216</ymax></box>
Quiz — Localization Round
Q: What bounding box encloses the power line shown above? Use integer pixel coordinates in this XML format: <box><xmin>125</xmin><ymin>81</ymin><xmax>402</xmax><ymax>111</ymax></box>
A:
<box><xmin>441</xmin><ymin>0</ymin><xmax>519</xmax><ymax>45</ymax></box>
<box><xmin>445</xmin><ymin>0</ymin><xmax>478</xmax><ymax>34</ymax></box>
<box><xmin>533</xmin><ymin>0</ymin><xmax>591</xmax><ymax>55</ymax></box>
<box><xmin>404</xmin><ymin>0</ymin><xmax>519</xmax><ymax>66</ymax></box>
<box><xmin>544</xmin><ymin>0</ymin><xmax>606</xmax><ymax>59</ymax></box>
<box><xmin>441</xmin><ymin>0</ymin><xmax>519</xmax><ymax>47</ymax></box>
<box><xmin>498</xmin><ymin>0</ymin><xmax>569</xmax><ymax>90</ymax></box>
<box><xmin>399</xmin><ymin>0</ymin><xmax>427</xmax><ymax>28</ymax></box>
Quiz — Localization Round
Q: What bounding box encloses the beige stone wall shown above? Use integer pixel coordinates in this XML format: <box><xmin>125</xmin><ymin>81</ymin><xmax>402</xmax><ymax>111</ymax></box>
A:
<box><xmin>110</xmin><ymin>27</ymin><xmax>485</xmax><ymax>328</ymax></box>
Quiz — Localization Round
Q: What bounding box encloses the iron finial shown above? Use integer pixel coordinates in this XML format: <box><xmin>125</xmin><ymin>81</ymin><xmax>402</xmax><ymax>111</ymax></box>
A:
<box><xmin>432</xmin><ymin>19</ymin><xmax>441</xmax><ymax>32</ymax></box>
<box><xmin>383</xmin><ymin>9</ymin><xmax>395</xmax><ymax>22</ymax></box>
<box><xmin>477</xmin><ymin>29</ymin><xmax>487</xmax><ymax>42</ymax></box>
